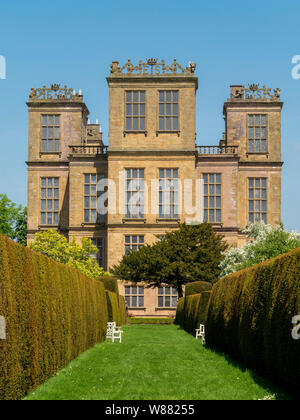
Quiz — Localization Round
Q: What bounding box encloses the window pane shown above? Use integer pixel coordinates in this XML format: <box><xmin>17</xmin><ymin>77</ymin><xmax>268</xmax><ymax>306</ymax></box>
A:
<box><xmin>126</xmin><ymin>104</ymin><xmax>131</xmax><ymax>116</ymax></box>
<box><xmin>158</xmin><ymin>296</ymin><xmax>164</xmax><ymax>307</ymax></box>
<box><xmin>133</xmin><ymin>118</ymin><xmax>138</xmax><ymax>130</ymax></box>
<box><xmin>133</xmin><ymin>104</ymin><xmax>139</xmax><ymax>116</ymax></box>
<box><xmin>41</xmin><ymin>140</ymin><xmax>47</xmax><ymax>152</ymax></box>
<box><xmin>133</xmin><ymin>91</ymin><xmax>138</xmax><ymax>102</ymax></box>
<box><xmin>126</xmin><ymin>91</ymin><xmax>131</xmax><ymax>102</ymax></box>
<box><xmin>132</xmin><ymin>296</ymin><xmax>137</xmax><ymax>307</ymax></box>
<box><xmin>166</xmin><ymin>91</ymin><xmax>171</xmax><ymax>102</ymax></box>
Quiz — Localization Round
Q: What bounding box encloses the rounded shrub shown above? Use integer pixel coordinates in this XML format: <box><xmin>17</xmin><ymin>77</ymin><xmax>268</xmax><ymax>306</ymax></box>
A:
<box><xmin>185</xmin><ymin>281</ymin><xmax>212</xmax><ymax>297</ymax></box>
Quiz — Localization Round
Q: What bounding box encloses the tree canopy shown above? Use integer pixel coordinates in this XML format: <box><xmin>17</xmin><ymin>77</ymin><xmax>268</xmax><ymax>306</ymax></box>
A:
<box><xmin>0</xmin><ymin>194</ymin><xmax>27</xmax><ymax>245</ymax></box>
<box><xmin>111</xmin><ymin>223</ymin><xmax>227</xmax><ymax>297</ymax></box>
<box><xmin>29</xmin><ymin>230</ymin><xmax>110</xmax><ymax>279</ymax></box>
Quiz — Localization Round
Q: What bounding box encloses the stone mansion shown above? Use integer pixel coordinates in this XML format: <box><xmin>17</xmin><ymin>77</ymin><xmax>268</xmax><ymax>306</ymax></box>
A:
<box><xmin>26</xmin><ymin>59</ymin><xmax>283</xmax><ymax>317</ymax></box>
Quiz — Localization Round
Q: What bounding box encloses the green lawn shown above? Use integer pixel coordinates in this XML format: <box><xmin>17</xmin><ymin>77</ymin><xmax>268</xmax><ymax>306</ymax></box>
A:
<box><xmin>24</xmin><ymin>325</ymin><xmax>290</xmax><ymax>400</ymax></box>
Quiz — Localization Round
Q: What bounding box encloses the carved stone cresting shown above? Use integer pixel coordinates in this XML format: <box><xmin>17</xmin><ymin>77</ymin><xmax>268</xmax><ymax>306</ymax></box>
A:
<box><xmin>110</xmin><ymin>59</ymin><xmax>196</xmax><ymax>76</ymax></box>
<box><xmin>230</xmin><ymin>84</ymin><xmax>281</xmax><ymax>100</ymax></box>
<box><xmin>29</xmin><ymin>84</ymin><xmax>81</xmax><ymax>100</ymax></box>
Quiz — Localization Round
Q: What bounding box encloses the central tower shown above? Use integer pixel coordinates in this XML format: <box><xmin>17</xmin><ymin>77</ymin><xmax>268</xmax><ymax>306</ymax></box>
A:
<box><xmin>106</xmin><ymin>58</ymin><xmax>198</xmax><ymax>269</ymax></box>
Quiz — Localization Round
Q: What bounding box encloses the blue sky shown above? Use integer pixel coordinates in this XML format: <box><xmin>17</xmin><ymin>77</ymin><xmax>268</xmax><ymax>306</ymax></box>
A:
<box><xmin>0</xmin><ymin>0</ymin><xmax>299</xmax><ymax>231</ymax></box>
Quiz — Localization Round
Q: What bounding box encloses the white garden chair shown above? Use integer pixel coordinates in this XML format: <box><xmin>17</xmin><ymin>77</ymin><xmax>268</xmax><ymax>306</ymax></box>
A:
<box><xmin>112</xmin><ymin>326</ymin><xmax>123</xmax><ymax>343</ymax></box>
<box><xmin>106</xmin><ymin>322</ymin><xmax>116</xmax><ymax>341</ymax></box>
<box><xmin>195</xmin><ymin>324</ymin><xmax>205</xmax><ymax>344</ymax></box>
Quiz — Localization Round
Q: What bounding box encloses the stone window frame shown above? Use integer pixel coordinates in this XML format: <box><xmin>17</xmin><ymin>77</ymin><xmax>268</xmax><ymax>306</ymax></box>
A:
<box><xmin>124</xmin><ymin>90</ymin><xmax>146</xmax><ymax>133</ymax></box>
<box><xmin>125</xmin><ymin>285</ymin><xmax>145</xmax><ymax>308</ymax></box>
<box><xmin>157</xmin><ymin>286</ymin><xmax>178</xmax><ymax>308</ymax></box>
<box><xmin>40</xmin><ymin>177</ymin><xmax>59</xmax><ymax>226</ymax></box>
<box><xmin>41</xmin><ymin>114</ymin><xmax>61</xmax><ymax>153</ymax></box>
<box><xmin>157</xmin><ymin>90</ymin><xmax>179</xmax><ymax>133</ymax></box>
<box><xmin>125</xmin><ymin>168</ymin><xmax>145</xmax><ymax>219</ymax></box>
<box><xmin>248</xmin><ymin>177</ymin><xmax>267</xmax><ymax>224</ymax></box>
<box><xmin>203</xmin><ymin>173</ymin><xmax>222</xmax><ymax>224</ymax></box>
<box><xmin>124</xmin><ymin>235</ymin><xmax>145</xmax><ymax>255</ymax></box>
<box><xmin>83</xmin><ymin>173</ymin><xmax>105</xmax><ymax>224</ymax></box>
<box><xmin>247</xmin><ymin>114</ymin><xmax>268</xmax><ymax>154</ymax></box>
<box><xmin>158</xmin><ymin>168</ymin><xmax>179</xmax><ymax>220</ymax></box>
<box><xmin>91</xmin><ymin>237</ymin><xmax>105</xmax><ymax>269</ymax></box>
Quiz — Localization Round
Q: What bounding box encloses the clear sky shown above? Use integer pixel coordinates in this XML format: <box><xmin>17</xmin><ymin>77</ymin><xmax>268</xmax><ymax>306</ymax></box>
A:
<box><xmin>0</xmin><ymin>0</ymin><xmax>299</xmax><ymax>231</ymax></box>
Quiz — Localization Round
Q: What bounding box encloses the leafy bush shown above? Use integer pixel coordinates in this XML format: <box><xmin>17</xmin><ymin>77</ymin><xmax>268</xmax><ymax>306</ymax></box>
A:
<box><xmin>175</xmin><ymin>292</ymin><xmax>211</xmax><ymax>335</ymax></box>
<box><xmin>0</xmin><ymin>234</ymin><xmax>111</xmax><ymax>400</ymax></box>
<box><xmin>29</xmin><ymin>230</ymin><xmax>110</xmax><ymax>279</ymax></box>
<box><xmin>185</xmin><ymin>281</ymin><xmax>212</xmax><ymax>297</ymax></box>
<box><xmin>220</xmin><ymin>222</ymin><xmax>300</xmax><ymax>277</ymax></box>
<box><xmin>207</xmin><ymin>246</ymin><xmax>300</xmax><ymax>398</ymax></box>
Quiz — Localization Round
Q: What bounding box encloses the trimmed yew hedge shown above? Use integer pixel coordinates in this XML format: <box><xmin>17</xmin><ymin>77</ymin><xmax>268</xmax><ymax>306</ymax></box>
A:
<box><xmin>0</xmin><ymin>235</ymin><xmax>123</xmax><ymax>400</ymax></box>
<box><xmin>101</xmin><ymin>276</ymin><xmax>126</xmax><ymax>326</ymax></box>
<box><xmin>118</xmin><ymin>295</ymin><xmax>127</xmax><ymax>325</ymax></box>
<box><xmin>206</xmin><ymin>247</ymin><xmax>300</xmax><ymax>397</ymax></box>
<box><xmin>101</xmin><ymin>276</ymin><xmax>119</xmax><ymax>296</ymax></box>
<box><xmin>185</xmin><ymin>281</ymin><xmax>212</xmax><ymax>297</ymax></box>
<box><xmin>175</xmin><ymin>291</ymin><xmax>211</xmax><ymax>335</ymax></box>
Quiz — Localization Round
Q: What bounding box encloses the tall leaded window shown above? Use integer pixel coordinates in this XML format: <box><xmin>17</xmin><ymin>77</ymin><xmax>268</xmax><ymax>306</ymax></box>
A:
<box><xmin>249</xmin><ymin>178</ymin><xmax>267</xmax><ymax>223</ymax></box>
<box><xmin>92</xmin><ymin>238</ymin><xmax>104</xmax><ymax>268</ymax></box>
<box><xmin>41</xmin><ymin>177</ymin><xmax>59</xmax><ymax>225</ymax></box>
<box><xmin>125</xmin><ymin>286</ymin><xmax>144</xmax><ymax>308</ymax></box>
<box><xmin>158</xmin><ymin>287</ymin><xmax>178</xmax><ymax>308</ymax></box>
<box><xmin>159</xmin><ymin>168</ymin><xmax>178</xmax><ymax>219</ymax></box>
<box><xmin>84</xmin><ymin>174</ymin><xmax>104</xmax><ymax>223</ymax></box>
<box><xmin>41</xmin><ymin>115</ymin><xmax>60</xmax><ymax>152</ymax></box>
<box><xmin>125</xmin><ymin>235</ymin><xmax>144</xmax><ymax>255</ymax></box>
<box><xmin>125</xmin><ymin>91</ymin><xmax>145</xmax><ymax>131</ymax></box>
<box><xmin>125</xmin><ymin>169</ymin><xmax>144</xmax><ymax>219</ymax></box>
<box><xmin>248</xmin><ymin>114</ymin><xmax>267</xmax><ymax>153</ymax></box>
<box><xmin>203</xmin><ymin>174</ymin><xmax>222</xmax><ymax>223</ymax></box>
<box><xmin>159</xmin><ymin>91</ymin><xmax>178</xmax><ymax>131</ymax></box>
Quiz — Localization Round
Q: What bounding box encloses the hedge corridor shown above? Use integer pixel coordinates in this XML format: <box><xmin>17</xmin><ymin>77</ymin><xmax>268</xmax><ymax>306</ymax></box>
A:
<box><xmin>0</xmin><ymin>235</ymin><xmax>126</xmax><ymax>400</ymax></box>
<box><xmin>175</xmin><ymin>249</ymin><xmax>300</xmax><ymax>398</ymax></box>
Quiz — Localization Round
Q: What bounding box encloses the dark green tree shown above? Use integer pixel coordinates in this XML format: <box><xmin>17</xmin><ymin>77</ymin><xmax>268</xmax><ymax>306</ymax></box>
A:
<box><xmin>0</xmin><ymin>194</ymin><xmax>27</xmax><ymax>245</ymax></box>
<box><xmin>14</xmin><ymin>206</ymin><xmax>27</xmax><ymax>246</ymax></box>
<box><xmin>112</xmin><ymin>223</ymin><xmax>227</xmax><ymax>297</ymax></box>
